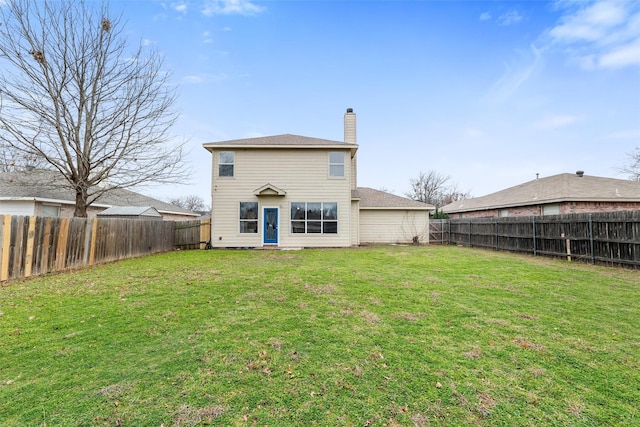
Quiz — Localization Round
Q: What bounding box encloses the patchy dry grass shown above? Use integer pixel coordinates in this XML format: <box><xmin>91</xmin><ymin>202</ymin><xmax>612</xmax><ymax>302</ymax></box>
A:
<box><xmin>1</xmin><ymin>245</ymin><xmax>639</xmax><ymax>426</ymax></box>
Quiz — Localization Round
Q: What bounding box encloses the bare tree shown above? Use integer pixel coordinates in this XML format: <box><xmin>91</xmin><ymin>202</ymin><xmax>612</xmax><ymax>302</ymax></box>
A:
<box><xmin>168</xmin><ymin>194</ymin><xmax>209</xmax><ymax>213</ymax></box>
<box><xmin>0</xmin><ymin>148</ymin><xmax>47</xmax><ymax>172</ymax></box>
<box><xmin>0</xmin><ymin>0</ymin><xmax>188</xmax><ymax>217</ymax></box>
<box><xmin>406</xmin><ymin>170</ymin><xmax>470</xmax><ymax>208</ymax></box>
<box><xmin>400</xmin><ymin>212</ymin><xmax>429</xmax><ymax>245</ymax></box>
<box><xmin>620</xmin><ymin>148</ymin><xmax>640</xmax><ymax>182</ymax></box>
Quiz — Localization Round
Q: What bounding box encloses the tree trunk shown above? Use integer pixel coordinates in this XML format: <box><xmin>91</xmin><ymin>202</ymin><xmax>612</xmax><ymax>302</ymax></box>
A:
<box><xmin>74</xmin><ymin>190</ymin><xmax>88</xmax><ymax>217</ymax></box>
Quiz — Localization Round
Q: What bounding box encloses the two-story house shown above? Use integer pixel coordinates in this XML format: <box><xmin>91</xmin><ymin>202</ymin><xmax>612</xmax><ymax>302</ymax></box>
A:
<box><xmin>203</xmin><ymin>109</ymin><xmax>434</xmax><ymax>248</ymax></box>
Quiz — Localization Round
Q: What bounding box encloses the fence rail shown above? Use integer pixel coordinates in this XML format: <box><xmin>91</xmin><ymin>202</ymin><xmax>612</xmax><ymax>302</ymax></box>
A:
<box><xmin>0</xmin><ymin>215</ymin><xmax>209</xmax><ymax>282</ymax></box>
<box><xmin>430</xmin><ymin>211</ymin><xmax>640</xmax><ymax>268</ymax></box>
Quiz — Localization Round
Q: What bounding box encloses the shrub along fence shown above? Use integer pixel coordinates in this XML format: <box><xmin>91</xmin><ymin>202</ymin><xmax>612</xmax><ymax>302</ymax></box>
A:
<box><xmin>430</xmin><ymin>211</ymin><xmax>640</xmax><ymax>268</ymax></box>
<box><xmin>0</xmin><ymin>215</ymin><xmax>209</xmax><ymax>282</ymax></box>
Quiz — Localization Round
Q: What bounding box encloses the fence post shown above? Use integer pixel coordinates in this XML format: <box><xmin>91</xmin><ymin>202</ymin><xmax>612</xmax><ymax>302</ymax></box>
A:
<box><xmin>588</xmin><ymin>213</ymin><xmax>595</xmax><ymax>264</ymax></box>
<box><xmin>89</xmin><ymin>219</ymin><xmax>98</xmax><ymax>265</ymax></box>
<box><xmin>24</xmin><ymin>216</ymin><xmax>36</xmax><ymax>278</ymax></box>
<box><xmin>468</xmin><ymin>220</ymin><xmax>471</xmax><ymax>247</ymax></box>
<box><xmin>1</xmin><ymin>214</ymin><xmax>11</xmax><ymax>281</ymax></box>
<box><xmin>56</xmin><ymin>218</ymin><xmax>70</xmax><ymax>270</ymax></box>
<box><xmin>495</xmin><ymin>219</ymin><xmax>498</xmax><ymax>251</ymax></box>
<box><xmin>532</xmin><ymin>216</ymin><xmax>537</xmax><ymax>257</ymax></box>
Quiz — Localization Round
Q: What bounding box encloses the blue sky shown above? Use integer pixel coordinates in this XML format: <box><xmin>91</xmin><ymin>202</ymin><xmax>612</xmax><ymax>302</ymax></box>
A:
<box><xmin>115</xmin><ymin>0</ymin><xmax>639</xmax><ymax>202</ymax></box>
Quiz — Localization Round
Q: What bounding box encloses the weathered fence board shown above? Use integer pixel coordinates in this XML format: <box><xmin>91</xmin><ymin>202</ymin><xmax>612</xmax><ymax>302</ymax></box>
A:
<box><xmin>0</xmin><ymin>215</ymin><xmax>208</xmax><ymax>282</ymax></box>
<box><xmin>174</xmin><ymin>218</ymin><xmax>211</xmax><ymax>250</ymax></box>
<box><xmin>440</xmin><ymin>211</ymin><xmax>640</xmax><ymax>268</ymax></box>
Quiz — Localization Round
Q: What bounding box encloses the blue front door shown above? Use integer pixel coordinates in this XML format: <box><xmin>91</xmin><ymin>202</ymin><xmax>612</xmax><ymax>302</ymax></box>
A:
<box><xmin>263</xmin><ymin>208</ymin><xmax>278</xmax><ymax>245</ymax></box>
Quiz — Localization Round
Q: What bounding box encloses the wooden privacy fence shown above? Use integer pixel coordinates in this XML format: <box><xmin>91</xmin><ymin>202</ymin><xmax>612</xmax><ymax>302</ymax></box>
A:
<box><xmin>431</xmin><ymin>211</ymin><xmax>640</xmax><ymax>268</ymax></box>
<box><xmin>0</xmin><ymin>215</ymin><xmax>210</xmax><ymax>282</ymax></box>
<box><xmin>174</xmin><ymin>218</ymin><xmax>211</xmax><ymax>250</ymax></box>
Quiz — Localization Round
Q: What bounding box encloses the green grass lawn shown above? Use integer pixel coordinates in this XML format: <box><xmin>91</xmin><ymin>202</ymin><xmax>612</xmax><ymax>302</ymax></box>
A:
<box><xmin>1</xmin><ymin>246</ymin><xmax>638</xmax><ymax>426</ymax></box>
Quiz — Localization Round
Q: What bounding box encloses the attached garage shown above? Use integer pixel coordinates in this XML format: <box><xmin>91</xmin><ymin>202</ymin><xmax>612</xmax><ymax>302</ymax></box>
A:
<box><xmin>356</xmin><ymin>187</ymin><xmax>434</xmax><ymax>245</ymax></box>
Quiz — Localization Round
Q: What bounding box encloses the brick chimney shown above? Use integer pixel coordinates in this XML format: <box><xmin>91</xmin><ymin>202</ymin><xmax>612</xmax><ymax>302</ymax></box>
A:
<box><xmin>344</xmin><ymin>108</ymin><xmax>356</xmax><ymax>145</ymax></box>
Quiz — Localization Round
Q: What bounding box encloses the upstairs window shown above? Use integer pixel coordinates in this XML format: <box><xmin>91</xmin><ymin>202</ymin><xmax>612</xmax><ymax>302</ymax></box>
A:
<box><xmin>219</xmin><ymin>151</ymin><xmax>235</xmax><ymax>177</ymax></box>
<box><xmin>329</xmin><ymin>152</ymin><xmax>344</xmax><ymax>177</ymax></box>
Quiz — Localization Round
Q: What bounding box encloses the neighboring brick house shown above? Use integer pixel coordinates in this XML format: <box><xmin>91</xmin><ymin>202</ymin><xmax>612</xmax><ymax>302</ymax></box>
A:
<box><xmin>442</xmin><ymin>171</ymin><xmax>640</xmax><ymax>219</ymax></box>
<box><xmin>0</xmin><ymin>169</ymin><xmax>199</xmax><ymax>220</ymax></box>
<box><xmin>203</xmin><ymin>109</ymin><xmax>434</xmax><ymax>248</ymax></box>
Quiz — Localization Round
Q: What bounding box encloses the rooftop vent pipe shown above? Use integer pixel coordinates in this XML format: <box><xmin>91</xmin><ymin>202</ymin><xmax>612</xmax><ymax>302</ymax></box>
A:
<box><xmin>576</xmin><ymin>170</ymin><xmax>584</xmax><ymax>177</ymax></box>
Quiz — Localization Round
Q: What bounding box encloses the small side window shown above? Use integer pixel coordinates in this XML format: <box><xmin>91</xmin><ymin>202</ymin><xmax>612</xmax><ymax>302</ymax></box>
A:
<box><xmin>329</xmin><ymin>152</ymin><xmax>344</xmax><ymax>177</ymax></box>
<box><xmin>219</xmin><ymin>151</ymin><xmax>235</xmax><ymax>177</ymax></box>
<box><xmin>42</xmin><ymin>205</ymin><xmax>60</xmax><ymax>217</ymax></box>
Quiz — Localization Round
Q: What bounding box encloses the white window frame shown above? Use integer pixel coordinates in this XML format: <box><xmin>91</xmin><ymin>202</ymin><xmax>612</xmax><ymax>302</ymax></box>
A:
<box><xmin>291</xmin><ymin>202</ymin><xmax>338</xmax><ymax>234</ymax></box>
<box><xmin>328</xmin><ymin>152</ymin><xmax>345</xmax><ymax>178</ymax></box>
<box><xmin>239</xmin><ymin>202</ymin><xmax>258</xmax><ymax>233</ymax></box>
<box><xmin>218</xmin><ymin>151</ymin><xmax>235</xmax><ymax>177</ymax></box>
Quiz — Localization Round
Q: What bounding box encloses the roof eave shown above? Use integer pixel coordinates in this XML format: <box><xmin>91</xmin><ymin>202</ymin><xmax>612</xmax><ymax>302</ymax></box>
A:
<box><xmin>360</xmin><ymin>206</ymin><xmax>435</xmax><ymax>211</ymax></box>
<box><xmin>445</xmin><ymin>197</ymin><xmax>640</xmax><ymax>213</ymax></box>
<box><xmin>204</xmin><ymin>143</ymin><xmax>358</xmax><ymax>152</ymax></box>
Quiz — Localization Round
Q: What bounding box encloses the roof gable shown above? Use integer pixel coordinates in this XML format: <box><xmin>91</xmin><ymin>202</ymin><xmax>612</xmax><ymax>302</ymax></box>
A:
<box><xmin>443</xmin><ymin>173</ymin><xmax>640</xmax><ymax>213</ymax></box>
<box><xmin>253</xmin><ymin>183</ymin><xmax>286</xmax><ymax>196</ymax></box>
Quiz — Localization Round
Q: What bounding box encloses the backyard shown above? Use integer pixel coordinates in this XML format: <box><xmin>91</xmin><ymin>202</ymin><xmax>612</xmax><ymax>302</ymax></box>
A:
<box><xmin>0</xmin><ymin>246</ymin><xmax>638</xmax><ymax>426</ymax></box>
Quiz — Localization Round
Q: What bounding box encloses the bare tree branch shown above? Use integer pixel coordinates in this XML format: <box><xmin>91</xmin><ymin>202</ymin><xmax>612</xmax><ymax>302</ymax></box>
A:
<box><xmin>619</xmin><ymin>147</ymin><xmax>640</xmax><ymax>182</ymax></box>
<box><xmin>0</xmin><ymin>0</ymin><xmax>189</xmax><ymax>216</ymax></box>
<box><xmin>168</xmin><ymin>194</ymin><xmax>209</xmax><ymax>213</ymax></box>
<box><xmin>405</xmin><ymin>170</ymin><xmax>471</xmax><ymax>208</ymax></box>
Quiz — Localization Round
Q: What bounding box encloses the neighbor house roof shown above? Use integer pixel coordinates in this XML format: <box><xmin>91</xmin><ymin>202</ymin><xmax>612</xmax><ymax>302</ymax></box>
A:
<box><xmin>97</xmin><ymin>206</ymin><xmax>162</xmax><ymax>217</ymax></box>
<box><xmin>443</xmin><ymin>173</ymin><xmax>640</xmax><ymax>213</ymax></box>
<box><xmin>0</xmin><ymin>169</ymin><xmax>198</xmax><ymax>217</ymax></box>
<box><xmin>355</xmin><ymin>187</ymin><xmax>435</xmax><ymax>210</ymax></box>
<box><xmin>203</xmin><ymin>134</ymin><xmax>358</xmax><ymax>154</ymax></box>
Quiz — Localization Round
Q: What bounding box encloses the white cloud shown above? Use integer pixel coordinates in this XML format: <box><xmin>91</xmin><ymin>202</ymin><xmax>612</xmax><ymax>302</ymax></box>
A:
<box><xmin>484</xmin><ymin>44</ymin><xmax>543</xmax><ymax>105</ymax></box>
<box><xmin>202</xmin><ymin>0</ymin><xmax>264</xmax><ymax>16</ymax></box>
<box><xmin>534</xmin><ymin>114</ymin><xmax>582</xmax><ymax>129</ymax></box>
<box><xmin>547</xmin><ymin>0</ymin><xmax>640</xmax><ymax>69</ymax></box>
<box><xmin>498</xmin><ymin>10</ymin><xmax>524</xmax><ymax>26</ymax></box>
<box><xmin>480</xmin><ymin>12</ymin><xmax>491</xmax><ymax>21</ymax></box>
<box><xmin>202</xmin><ymin>31</ymin><xmax>213</xmax><ymax>44</ymax></box>
<box><xmin>173</xmin><ymin>3</ymin><xmax>188</xmax><ymax>13</ymax></box>
<box><xmin>599</xmin><ymin>37</ymin><xmax>640</xmax><ymax>67</ymax></box>
<box><xmin>182</xmin><ymin>73</ymin><xmax>227</xmax><ymax>84</ymax></box>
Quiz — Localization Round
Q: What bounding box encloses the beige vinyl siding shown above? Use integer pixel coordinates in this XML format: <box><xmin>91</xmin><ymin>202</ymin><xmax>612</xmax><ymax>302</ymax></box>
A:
<box><xmin>351</xmin><ymin>153</ymin><xmax>357</xmax><ymax>190</ymax></box>
<box><xmin>359</xmin><ymin>209</ymin><xmax>430</xmax><ymax>244</ymax></box>
<box><xmin>211</xmin><ymin>148</ymin><xmax>353</xmax><ymax>248</ymax></box>
<box><xmin>350</xmin><ymin>199</ymin><xmax>360</xmax><ymax>246</ymax></box>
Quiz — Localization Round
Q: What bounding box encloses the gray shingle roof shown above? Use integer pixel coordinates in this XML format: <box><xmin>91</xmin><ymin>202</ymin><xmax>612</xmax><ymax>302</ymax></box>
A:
<box><xmin>355</xmin><ymin>187</ymin><xmax>435</xmax><ymax>210</ymax></box>
<box><xmin>443</xmin><ymin>173</ymin><xmax>640</xmax><ymax>213</ymax></box>
<box><xmin>97</xmin><ymin>206</ymin><xmax>162</xmax><ymax>217</ymax></box>
<box><xmin>0</xmin><ymin>170</ymin><xmax>197</xmax><ymax>217</ymax></box>
<box><xmin>203</xmin><ymin>134</ymin><xmax>358</xmax><ymax>150</ymax></box>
